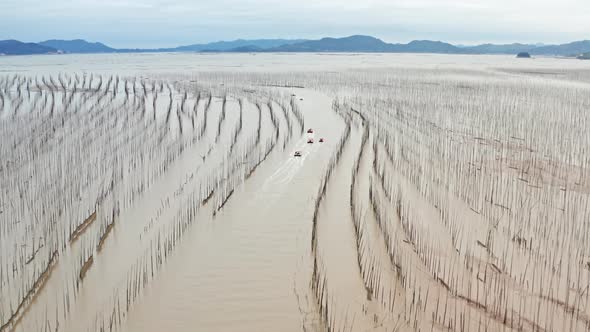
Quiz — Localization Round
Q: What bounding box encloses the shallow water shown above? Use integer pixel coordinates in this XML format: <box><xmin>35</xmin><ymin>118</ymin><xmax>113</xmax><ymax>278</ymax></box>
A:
<box><xmin>2</xmin><ymin>52</ymin><xmax>590</xmax><ymax>76</ymax></box>
<box><xmin>1</xmin><ymin>53</ymin><xmax>590</xmax><ymax>332</ymax></box>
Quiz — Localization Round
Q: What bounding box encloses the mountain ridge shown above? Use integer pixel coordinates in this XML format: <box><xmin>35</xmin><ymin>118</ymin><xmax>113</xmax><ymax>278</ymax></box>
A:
<box><xmin>529</xmin><ymin>40</ymin><xmax>590</xmax><ymax>55</ymax></box>
<box><xmin>2</xmin><ymin>35</ymin><xmax>590</xmax><ymax>56</ymax></box>
<box><xmin>264</xmin><ymin>36</ymin><xmax>462</xmax><ymax>53</ymax></box>
<box><xmin>39</xmin><ymin>39</ymin><xmax>115</xmax><ymax>53</ymax></box>
<box><xmin>0</xmin><ymin>40</ymin><xmax>57</xmax><ymax>55</ymax></box>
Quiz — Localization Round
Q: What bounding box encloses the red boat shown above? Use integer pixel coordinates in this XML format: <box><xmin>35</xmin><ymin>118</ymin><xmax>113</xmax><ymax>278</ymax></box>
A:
<box><xmin>307</xmin><ymin>138</ymin><xmax>314</xmax><ymax>144</ymax></box>
<box><xmin>307</xmin><ymin>128</ymin><xmax>314</xmax><ymax>134</ymax></box>
<box><xmin>319</xmin><ymin>138</ymin><xmax>324</xmax><ymax>143</ymax></box>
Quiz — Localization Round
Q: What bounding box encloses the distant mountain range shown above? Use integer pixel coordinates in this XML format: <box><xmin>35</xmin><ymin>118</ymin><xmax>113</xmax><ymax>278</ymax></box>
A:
<box><xmin>2</xmin><ymin>35</ymin><xmax>590</xmax><ymax>57</ymax></box>
<box><xmin>464</xmin><ymin>43</ymin><xmax>535</xmax><ymax>54</ymax></box>
<box><xmin>529</xmin><ymin>41</ymin><xmax>590</xmax><ymax>56</ymax></box>
<box><xmin>264</xmin><ymin>36</ymin><xmax>461</xmax><ymax>53</ymax></box>
<box><xmin>39</xmin><ymin>39</ymin><xmax>115</xmax><ymax>53</ymax></box>
<box><xmin>0</xmin><ymin>40</ymin><xmax>57</xmax><ymax>55</ymax></box>
<box><xmin>171</xmin><ymin>39</ymin><xmax>308</xmax><ymax>52</ymax></box>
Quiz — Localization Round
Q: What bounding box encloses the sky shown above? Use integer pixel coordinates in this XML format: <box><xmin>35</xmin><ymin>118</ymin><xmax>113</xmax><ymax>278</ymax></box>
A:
<box><xmin>1</xmin><ymin>0</ymin><xmax>589</xmax><ymax>48</ymax></box>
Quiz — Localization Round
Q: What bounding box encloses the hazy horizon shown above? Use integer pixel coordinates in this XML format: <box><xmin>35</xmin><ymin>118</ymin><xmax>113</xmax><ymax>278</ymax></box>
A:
<box><xmin>2</xmin><ymin>0</ymin><xmax>589</xmax><ymax>48</ymax></box>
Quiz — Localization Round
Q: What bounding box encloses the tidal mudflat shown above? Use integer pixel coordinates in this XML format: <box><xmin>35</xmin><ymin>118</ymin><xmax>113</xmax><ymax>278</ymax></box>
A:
<box><xmin>1</xmin><ymin>53</ymin><xmax>590</xmax><ymax>331</ymax></box>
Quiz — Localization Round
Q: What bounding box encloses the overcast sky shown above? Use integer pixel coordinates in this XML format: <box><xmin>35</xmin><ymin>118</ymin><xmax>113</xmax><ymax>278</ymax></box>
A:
<box><xmin>1</xmin><ymin>0</ymin><xmax>589</xmax><ymax>48</ymax></box>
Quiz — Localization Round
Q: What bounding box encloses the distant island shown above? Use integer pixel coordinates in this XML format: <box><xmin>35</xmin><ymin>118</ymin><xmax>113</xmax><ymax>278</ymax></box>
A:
<box><xmin>578</xmin><ymin>53</ymin><xmax>590</xmax><ymax>60</ymax></box>
<box><xmin>516</xmin><ymin>52</ymin><xmax>531</xmax><ymax>58</ymax></box>
<box><xmin>1</xmin><ymin>35</ymin><xmax>590</xmax><ymax>57</ymax></box>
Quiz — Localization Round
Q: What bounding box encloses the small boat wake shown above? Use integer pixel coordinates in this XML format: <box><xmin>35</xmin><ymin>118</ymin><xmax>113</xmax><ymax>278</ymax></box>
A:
<box><xmin>261</xmin><ymin>136</ymin><xmax>319</xmax><ymax>189</ymax></box>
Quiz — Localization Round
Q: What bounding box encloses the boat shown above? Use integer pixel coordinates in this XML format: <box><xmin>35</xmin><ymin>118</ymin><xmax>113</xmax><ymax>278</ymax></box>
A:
<box><xmin>307</xmin><ymin>128</ymin><xmax>314</xmax><ymax>134</ymax></box>
<box><xmin>294</xmin><ymin>151</ymin><xmax>302</xmax><ymax>157</ymax></box>
<box><xmin>319</xmin><ymin>138</ymin><xmax>324</xmax><ymax>143</ymax></box>
<box><xmin>307</xmin><ymin>139</ymin><xmax>314</xmax><ymax>144</ymax></box>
